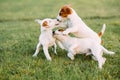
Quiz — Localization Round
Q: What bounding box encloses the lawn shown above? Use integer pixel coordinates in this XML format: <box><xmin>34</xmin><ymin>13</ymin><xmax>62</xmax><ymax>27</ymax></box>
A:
<box><xmin>0</xmin><ymin>0</ymin><xmax>120</xmax><ymax>80</ymax></box>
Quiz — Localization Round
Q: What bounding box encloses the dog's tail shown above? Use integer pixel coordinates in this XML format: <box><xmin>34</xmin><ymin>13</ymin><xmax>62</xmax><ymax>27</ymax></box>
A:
<box><xmin>98</xmin><ymin>24</ymin><xmax>106</xmax><ymax>38</ymax></box>
<box><xmin>101</xmin><ymin>46</ymin><xmax>115</xmax><ymax>55</ymax></box>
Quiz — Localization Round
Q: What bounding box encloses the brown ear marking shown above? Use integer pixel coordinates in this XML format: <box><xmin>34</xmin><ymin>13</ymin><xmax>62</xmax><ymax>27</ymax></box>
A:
<box><xmin>58</xmin><ymin>29</ymin><xmax>64</xmax><ymax>32</ymax></box>
<box><xmin>98</xmin><ymin>32</ymin><xmax>102</xmax><ymax>37</ymax></box>
<box><xmin>42</xmin><ymin>21</ymin><xmax>48</xmax><ymax>27</ymax></box>
<box><xmin>59</xmin><ymin>5</ymin><xmax>72</xmax><ymax>17</ymax></box>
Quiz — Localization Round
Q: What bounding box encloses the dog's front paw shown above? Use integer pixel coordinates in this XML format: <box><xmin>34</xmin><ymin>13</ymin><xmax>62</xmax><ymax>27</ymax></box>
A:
<box><xmin>32</xmin><ymin>54</ymin><xmax>37</xmax><ymax>57</ymax></box>
<box><xmin>67</xmin><ymin>53</ymin><xmax>74</xmax><ymax>60</ymax></box>
<box><xmin>47</xmin><ymin>57</ymin><xmax>52</xmax><ymax>61</ymax></box>
<box><xmin>54</xmin><ymin>51</ymin><xmax>57</xmax><ymax>55</ymax></box>
<box><xmin>110</xmin><ymin>51</ymin><xmax>115</xmax><ymax>55</ymax></box>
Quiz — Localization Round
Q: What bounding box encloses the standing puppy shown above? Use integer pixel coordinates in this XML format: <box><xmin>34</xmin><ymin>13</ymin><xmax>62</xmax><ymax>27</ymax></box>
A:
<box><xmin>33</xmin><ymin>18</ymin><xmax>59</xmax><ymax>61</ymax></box>
<box><xmin>57</xmin><ymin>5</ymin><xmax>106</xmax><ymax>44</ymax></box>
<box><xmin>53</xmin><ymin>29</ymin><xmax>115</xmax><ymax>69</ymax></box>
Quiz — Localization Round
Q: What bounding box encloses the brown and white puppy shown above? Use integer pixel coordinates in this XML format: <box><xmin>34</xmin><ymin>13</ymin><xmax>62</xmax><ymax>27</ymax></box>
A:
<box><xmin>53</xmin><ymin>29</ymin><xmax>115</xmax><ymax>69</ymax></box>
<box><xmin>32</xmin><ymin>18</ymin><xmax>59</xmax><ymax>61</ymax></box>
<box><xmin>56</xmin><ymin>5</ymin><xmax>106</xmax><ymax>44</ymax></box>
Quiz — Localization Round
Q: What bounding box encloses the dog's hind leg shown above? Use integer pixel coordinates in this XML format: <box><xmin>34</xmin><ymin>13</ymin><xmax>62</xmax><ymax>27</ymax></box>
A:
<box><xmin>91</xmin><ymin>49</ymin><xmax>106</xmax><ymax>69</ymax></box>
<box><xmin>33</xmin><ymin>42</ymin><xmax>41</xmax><ymax>57</ymax></box>
<box><xmin>43</xmin><ymin>46</ymin><xmax>52</xmax><ymax>61</ymax></box>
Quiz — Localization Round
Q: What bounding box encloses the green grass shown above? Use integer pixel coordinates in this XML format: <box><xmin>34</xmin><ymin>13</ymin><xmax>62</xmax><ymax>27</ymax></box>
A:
<box><xmin>0</xmin><ymin>0</ymin><xmax>120</xmax><ymax>80</ymax></box>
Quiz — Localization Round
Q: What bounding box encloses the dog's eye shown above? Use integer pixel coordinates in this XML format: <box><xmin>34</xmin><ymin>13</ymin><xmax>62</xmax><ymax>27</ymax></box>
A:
<box><xmin>59</xmin><ymin>12</ymin><xmax>62</xmax><ymax>16</ymax></box>
<box><xmin>58</xmin><ymin>29</ymin><xmax>64</xmax><ymax>32</ymax></box>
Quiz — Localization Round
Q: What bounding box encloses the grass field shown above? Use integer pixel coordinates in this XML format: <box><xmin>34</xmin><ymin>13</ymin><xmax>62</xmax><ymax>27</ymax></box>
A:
<box><xmin>0</xmin><ymin>0</ymin><xmax>120</xmax><ymax>80</ymax></box>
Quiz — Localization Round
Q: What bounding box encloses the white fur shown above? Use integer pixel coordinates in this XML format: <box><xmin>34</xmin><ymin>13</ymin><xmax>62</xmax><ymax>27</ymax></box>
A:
<box><xmin>57</xmin><ymin>6</ymin><xmax>105</xmax><ymax>44</ymax></box>
<box><xmin>32</xmin><ymin>18</ymin><xmax>59</xmax><ymax>61</ymax></box>
<box><xmin>53</xmin><ymin>30</ymin><xmax>115</xmax><ymax>69</ymax></box>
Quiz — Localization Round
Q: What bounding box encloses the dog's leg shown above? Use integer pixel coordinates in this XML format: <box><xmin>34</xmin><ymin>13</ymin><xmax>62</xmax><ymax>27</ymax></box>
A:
<box><xmin>92</xmin><ymin>49</ymin><xmax>106</xmax><ymax>69</ymax></box>
<box><xmin>43</xmin><ymin>46</ymin><xmax>52</xmax><ymax>61</ymax></box>
<box><xmin>63</xmin><ymin>27</ymin><xmax>78</xmax><ymax>35</ymax></box>
<box><xmin>92</xmin><ymin>56</ymin><xmax>97</xmax><ymax>61</ymax></box>
<box><xmin>33</xmin><ymin>42</ymin><xmax>41</xmax><ymax>57</ymax></box>
<box><xmin>67</xmin><ymin>47</ymin><xmax>76</xmax><ymax>60</ymax></box>
<box><xmin>53</xmin><ymin>43</ymin><xmax>57</xmax><ymax>54</ymax></box>
<box><xmin>94</xmin><ymin>54</ymin><xmax>104</xmax><ymax>69</ymax></box>
<box><xmin>85</xmin><ymin>52</ymin><xmax>91</xmax><ymax>56</ymax></box>
<box><xmin>97</xmin><ymin>56</ymin><xmax>106</xmax><ymax>70</ymax></box>
<box><xmin>67</xmin><ymin>52</ymin><xmax>74</xmax><ymax>60</ymax></box>
<box><xmin>56</xmin><ymin>41</ymin><xmax>65</xmax><ymax>49</ymax></box>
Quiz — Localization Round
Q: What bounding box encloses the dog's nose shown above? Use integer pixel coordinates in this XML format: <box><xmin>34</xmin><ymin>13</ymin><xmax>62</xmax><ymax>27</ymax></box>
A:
<box><xmin>57</xmin><ymin>19</ymin><xmax>60</xmax><ymax>21</ymax></box>
<box><xmin>57</xmin><ymin>19</ymin><xmax>62</xmax><ymax>22</ymax></box>
<box><xmin>52</xmin><ymin>31</ymin><xmax>55</xmax><ymax>35</ymax></box>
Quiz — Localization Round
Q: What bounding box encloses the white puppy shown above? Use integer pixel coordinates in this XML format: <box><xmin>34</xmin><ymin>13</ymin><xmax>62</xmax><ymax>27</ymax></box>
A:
<box><xmin>53</xmin><ymin>29</ymin><xmax>115</xmax><ymax>69</ymax></box>
<box><xmin>56</xmin><ymin>5</ymin><xmax>106</xmax><ymax>44</ymax></box>
<box><xmin>32</xmin><ymin>18</ymin><xmax>59</xmax><ymax>61</ymax></box>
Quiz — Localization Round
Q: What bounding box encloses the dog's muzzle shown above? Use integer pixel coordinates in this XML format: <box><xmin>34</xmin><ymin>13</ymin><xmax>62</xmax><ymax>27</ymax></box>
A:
<box><xmin>57</xmin><ymin>18</ymin><xmax>62</xmax><ymax>22</ymax></box>
<box><xmin>57</xmin><ymin>19</ymin><xmax>60</xmax><ymax>21</ymax></box>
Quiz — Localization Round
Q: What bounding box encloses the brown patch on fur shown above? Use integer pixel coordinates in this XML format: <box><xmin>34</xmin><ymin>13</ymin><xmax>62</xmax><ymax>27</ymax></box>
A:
<box><xmin>98</xmin><ymin>32</ymin><xmax>104</xmax><ymax>44</ymax></box>
<box><xmin>98</xmin><ymin>32</ymin><xmax>102</xmax><ymax>37</ymax></box>
<box><xmin>59</xmin><ymin>5</ymin><xmax>72</xmax><ymax>18</ymax></box>
<box><xmin>42</xmin><ymin>21</ymin><xmax>48</xmax><ymax>27</ymax></box>
<box><xmin>58</xmin><ymin>29</ymin><xmax>64</xmax><ymax>32</ymax></box>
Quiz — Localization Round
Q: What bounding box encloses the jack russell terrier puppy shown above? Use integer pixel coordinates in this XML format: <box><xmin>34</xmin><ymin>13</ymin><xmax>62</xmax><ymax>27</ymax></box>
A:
<box><xmin>53</xmin><ymin>29</ymin><xmax>115</xmax><ymax>69</ymax></box>
<box><xmin>32</xmin><ymin>18</ymin><xmax>59</xmax><ymax>61</ymax></box>
<box><xmin>56</xmin><ymin>5</ymin><xmax>106</xmax><ymax>44</ymax></box>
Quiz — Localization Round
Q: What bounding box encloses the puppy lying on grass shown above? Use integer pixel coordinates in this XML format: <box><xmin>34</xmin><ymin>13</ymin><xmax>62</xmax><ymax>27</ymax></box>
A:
<box><xmin>33</xmin><ymin>18</ymin><xmax>59</xmax><ymax>61</ymax></box>
<box><xmin>53</xmin><ymin>29</ymin><xmax>115</xmax><ymax>69</ymax></box>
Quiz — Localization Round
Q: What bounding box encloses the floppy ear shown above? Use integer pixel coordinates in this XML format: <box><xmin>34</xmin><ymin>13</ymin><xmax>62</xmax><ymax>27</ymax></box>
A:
<box><xmin>42</xmin><ymin>21</ymin><xmax>48</xmax><ymax>27</ymax></box>
<box><xmin>65</xmin><ymin>7</ymin><xmax>72</xmax><ymax>14</ymax></box>
<box><xmin>35</xmin><ymin>19</ymin><xmax>42</xmax><ymax>24</ymax></box>
<box><xmin>59</xmin><ymin>6</ymin><xmax>72</xmax><ymax>17</ymax></box>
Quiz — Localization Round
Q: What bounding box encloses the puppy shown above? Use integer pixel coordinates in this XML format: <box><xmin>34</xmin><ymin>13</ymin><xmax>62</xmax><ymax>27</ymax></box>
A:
<box><xmin>53</xmin><ymin>29</ymin><xmax>115</xmax><ymax>69</ymax></box>
<box><xmin>32</xmin><ymin>18</ymin><xmax>59</xmax><ymax>61</ymax></box>
<box><xmin>56</xmin><ymin>5</ymin><xmax>106</xmax><ymax>44</ymax></box>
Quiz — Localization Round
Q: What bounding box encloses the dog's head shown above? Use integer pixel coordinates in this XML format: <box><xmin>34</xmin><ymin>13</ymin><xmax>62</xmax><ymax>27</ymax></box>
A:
<box><xmin>35</xmin><ymin>18</ymin><xmax>59</xmax><ymax>29</ymax></box>
<box><xmin>57</xmin><ymin>5</ymin><xmax>73</xmax><ymax>22</ymax></box>
<box><xmin>53</xmin><ymin>29</ymin><xmax>66</xmax><ymax>40</ymax></box>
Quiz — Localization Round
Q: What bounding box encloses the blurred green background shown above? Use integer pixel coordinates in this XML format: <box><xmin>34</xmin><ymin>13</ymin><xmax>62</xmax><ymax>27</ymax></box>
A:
<box><xmin>0</xmin><ymin>0</ymin><xmax>120</xmax><ymax>80</ymax></box>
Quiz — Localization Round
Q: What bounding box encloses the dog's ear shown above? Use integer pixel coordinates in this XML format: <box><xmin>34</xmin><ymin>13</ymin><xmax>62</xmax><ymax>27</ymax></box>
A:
<box><xmin>42</xmin><ymin>21</ymin><xmax>48</xmax><ymax>27</ymax></box>
<box><xmin>65</xmin><ymin>7</ymin><xmax>72</xmax><ymax>14</ymax></box>
<box><xmin>60</xmin><ymin>6</ymin><xmax>72</xmax><ymax>17</ymax></box>
<box><xmin>35</xmin><ymin>19</ymin><xmax>42</xmax><ymax>24</ymax></box>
